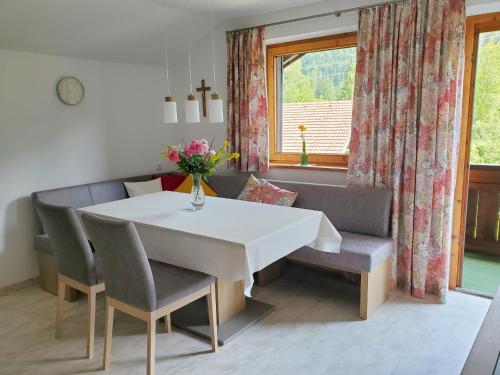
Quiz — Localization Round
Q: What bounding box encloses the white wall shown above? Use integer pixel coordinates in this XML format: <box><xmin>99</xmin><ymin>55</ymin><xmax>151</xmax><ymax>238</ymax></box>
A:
<box><xmin>0</xmin><ymin>49</ymin><xmax>171</xmax><ymax>287</ymax></box>
<box><xmin>166</xmin><ymin>0</ymin><xmax>500</xmax><ymax>184</ymax></box>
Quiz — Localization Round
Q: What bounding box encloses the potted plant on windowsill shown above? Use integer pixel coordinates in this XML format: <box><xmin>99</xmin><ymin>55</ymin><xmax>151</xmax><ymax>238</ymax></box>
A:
<box><xmin>298</xmin><ymin>124</ymin><xmax>308</xmax><ymax>166</ymax></box>
<box><xmin>162</xmin><ymin>139</ymin><xmax>239</xmax><ymax>210</ymax></box>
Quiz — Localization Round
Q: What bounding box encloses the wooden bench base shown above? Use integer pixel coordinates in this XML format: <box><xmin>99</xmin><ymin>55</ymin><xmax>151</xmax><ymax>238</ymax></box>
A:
<box><xmin>256</xmin><ymin>257</ymin><xmax>392</xmax><ymax>320</ymax></box>
<box><xmin>360</xmin><ymin>257</ymin><xmax>391</xmax><ymax>319</ymax></box>
<box><xmin>38</xmin><ymin>251</ymin><xmax>79</xmax><ymax>302</ymax></box>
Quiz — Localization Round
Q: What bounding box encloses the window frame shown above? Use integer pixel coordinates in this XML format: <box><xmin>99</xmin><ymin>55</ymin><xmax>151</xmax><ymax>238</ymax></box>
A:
<box><xmin>267</xmin><ymin>32</ymin><xmax>357</xmax><ymax>167</ymax></box>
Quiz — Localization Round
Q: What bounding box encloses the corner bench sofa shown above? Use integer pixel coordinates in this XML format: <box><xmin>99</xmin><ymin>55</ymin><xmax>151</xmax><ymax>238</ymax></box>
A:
<box><xmin>32</xmin><ymin>172</ymin><xmax>393</xmax><ymax>319</ymax></box>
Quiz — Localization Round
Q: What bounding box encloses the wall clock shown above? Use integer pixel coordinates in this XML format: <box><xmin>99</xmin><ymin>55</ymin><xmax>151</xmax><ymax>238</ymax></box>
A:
<box><xmin>56</xmin><ymin>76</ymin><xmax>85</xmax><ymax>105</ymax></box>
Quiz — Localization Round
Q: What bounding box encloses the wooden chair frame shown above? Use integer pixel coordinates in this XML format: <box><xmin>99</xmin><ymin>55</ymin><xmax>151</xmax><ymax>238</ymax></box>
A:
<box><xmin>55</xmin><ymin>273</ymin><xmax>105</xmax><ymax>358</ymax></box>
<box><xmin>103</xmin><ymin>282</ymin><xmax>218</xmax><ymax>375</ymax></box>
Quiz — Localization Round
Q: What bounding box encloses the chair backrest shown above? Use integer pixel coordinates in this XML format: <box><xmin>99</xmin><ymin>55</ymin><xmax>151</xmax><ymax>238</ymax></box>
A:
<box><xmin>35</xmin><ymin>200</ymin><xmax>98</xmax><ymax>286</ymax></box>
<box><xmin>81</xmin><ymin>213</ymin><xmax>157</xmax><ymax>311</ymax></box>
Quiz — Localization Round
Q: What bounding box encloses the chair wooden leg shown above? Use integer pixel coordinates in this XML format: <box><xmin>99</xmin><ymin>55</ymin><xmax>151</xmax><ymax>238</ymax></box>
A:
<box><xmin>86</xmin><ymin>287</ymin><xmax>97</xmax><ymax>359</ymax></box>
<box><xmin>207</xmin><ymin>283</ymin><xmax>218</xmax><ymax>353</ymax></box>
<box><xmin>55</xmin><ymin>276</ymin><xmax>65</xmax><ymax>339</ymax></box>
<box><xmin>103</xmin><ymin>299</ymin><xmax>114</xmax><ymax>370</ymax></box>
<box><xmin>164</xmin><ymin>314</ymin><xmax>171</xmax><ymax>333</ymax></box>
<box><xmin>147</xmin><ymin>316</ymin><xmax>156</xmax><ymax>375</ymax></box>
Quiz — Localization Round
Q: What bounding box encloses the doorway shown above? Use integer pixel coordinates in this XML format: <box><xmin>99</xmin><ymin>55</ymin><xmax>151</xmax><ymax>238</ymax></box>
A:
<box><xmin>458</xmin><ymin>14</ymin><xmax>500</xmax><ymax>296</ymax></box>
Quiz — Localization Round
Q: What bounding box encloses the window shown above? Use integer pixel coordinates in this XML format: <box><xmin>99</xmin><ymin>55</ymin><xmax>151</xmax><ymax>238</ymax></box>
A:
<box><xmin>267</xmin><ymin>33</ymin><xmax>357</xmax><ymax>167</ymax></box>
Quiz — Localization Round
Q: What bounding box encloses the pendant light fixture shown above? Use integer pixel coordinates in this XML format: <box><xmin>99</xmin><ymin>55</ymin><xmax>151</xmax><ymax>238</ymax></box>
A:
<box><xmin>163</xmin><ymin>31</ymin><xmax>178</xmax><ymax>123</ymax></box>
<box><xmin>185</xmin><ymin>0</ymin><xmax>200</xmax><ymax>123</ymax></box>
<box><xmin>208</xmin><ymin>0</ymin><xmax>224</xmax><ymax>123</ymax></box>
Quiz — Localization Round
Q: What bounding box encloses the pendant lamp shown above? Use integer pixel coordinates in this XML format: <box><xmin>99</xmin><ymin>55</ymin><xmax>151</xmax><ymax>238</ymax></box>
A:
<box><xmin>163</xmin><ymin>31</ymin><xmax>177</xmax><ymax>123</ymax></box>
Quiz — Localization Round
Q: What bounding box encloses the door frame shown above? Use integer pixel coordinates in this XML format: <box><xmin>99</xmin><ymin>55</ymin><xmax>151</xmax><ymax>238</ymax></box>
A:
<box><xmin>450</xmin><ymin>12</ymin><xmax>500</xmax><ymax>288</ymax></box>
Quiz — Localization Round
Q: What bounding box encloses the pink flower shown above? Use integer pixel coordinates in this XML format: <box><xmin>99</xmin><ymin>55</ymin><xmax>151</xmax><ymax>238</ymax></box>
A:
<box><xmin>209</xmin><ymin>149</ymin><xmax>216</xmax><ymax>157</ymax></box>
<box><xmin>185</xmin><ymin>139</ymin><xmax>210</xmax><ymax>157</ymax></box>
<box><xmin>167</xmin><ymin>149</ymin><xmax>180</xmax><ymax>162</ymax></box>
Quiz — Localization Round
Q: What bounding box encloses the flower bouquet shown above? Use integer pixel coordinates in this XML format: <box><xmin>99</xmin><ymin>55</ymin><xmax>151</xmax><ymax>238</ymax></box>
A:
<box><xmin>162</xmin><ymin>139</ymin><xmax>239</xmax><ymax>210</ymax></box>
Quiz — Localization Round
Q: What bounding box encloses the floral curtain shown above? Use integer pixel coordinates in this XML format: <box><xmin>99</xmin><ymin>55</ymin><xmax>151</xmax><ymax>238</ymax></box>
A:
<box><xmin>226</xmin><ymin>27</ymin><xmax>269</xmax><ymax>172</ymax></box>
<box><xmin>347</xmin><ymin>0</ymin><xmax>465</xmax><ymax>301</ymax></box>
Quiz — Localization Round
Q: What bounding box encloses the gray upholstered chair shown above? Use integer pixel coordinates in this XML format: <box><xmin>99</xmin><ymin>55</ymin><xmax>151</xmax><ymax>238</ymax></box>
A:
<box><xmin>34</xmin><ymin>200</ymin><xmax>105</xmax><ymax>359</ymax></box>
<box><xmin>81</xmin><ymin>213</ymin><xmax>217</xmax><ymax>375</ymax></box>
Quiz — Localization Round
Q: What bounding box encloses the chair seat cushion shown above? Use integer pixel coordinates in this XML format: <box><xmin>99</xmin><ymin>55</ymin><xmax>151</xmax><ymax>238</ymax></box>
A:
<box><xmin>149</xmin><ymin>260</ymin><xmax>215</xmax><ymax>309</ymax></box>
<box><xmin>287</xmin><ymin>231</ymin><xmax>394</xmax><ymax>272</ymax></box>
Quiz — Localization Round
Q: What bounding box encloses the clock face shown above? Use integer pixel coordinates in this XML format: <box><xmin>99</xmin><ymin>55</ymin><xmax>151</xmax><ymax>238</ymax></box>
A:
<box><xmin>56</xmin><ymin>77</ymin><xmax>84</xmax><ymax>105</ymax></box>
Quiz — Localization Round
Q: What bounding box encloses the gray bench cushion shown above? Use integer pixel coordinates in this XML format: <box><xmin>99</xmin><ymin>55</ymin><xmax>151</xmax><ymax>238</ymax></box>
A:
<box><xmin>150</xmin><ymin>260</ymin><xmax>215</xmax><ymax>309</ymax></box>
<box><xmin>267</xmin><ymin>181</ymin><xmax>392</xmax><ymax>238</ymax></box>
<box><xmin>32</xmin><ymin>185</ymin><xmax>92</xmax><ymax>208</ymax></box>
<box><xmin>88</xmin><ymin>180</ymin><xmax>129</xmax><ymax>205</ymax></box>
<box><xmin>32</xmin><ymin>175</ymin><xmax>152</xmax><ymax>208</ymax></box>
<box><xmin>207</xmin><ymin>174</ymin><xmax>251</xmax><ymax>199</ymax></box>
<box><xmin>287</xmin><ymin>231</ymin><xmax>394</xmax><ymax>272</ymax></box>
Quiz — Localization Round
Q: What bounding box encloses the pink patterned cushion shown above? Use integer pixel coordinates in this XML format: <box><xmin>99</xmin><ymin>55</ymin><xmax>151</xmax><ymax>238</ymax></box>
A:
<box><xmin>237</xmin><ymin>175</ymin><xmax>261</xmax><ymax>201</ymax></box>
<box><xmin>237</xmin><ymin>175</ymin><xmax>298</xmax><ymax>207</ymax></box>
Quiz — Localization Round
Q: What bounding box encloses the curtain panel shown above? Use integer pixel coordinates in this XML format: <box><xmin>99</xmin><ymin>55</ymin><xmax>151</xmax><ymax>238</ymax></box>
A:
<box><xmin>226</xmin><ymin>27</ymin><xmax>269</xmax><ymax>172</ymax></box>
<box><xmin>347</xmin><ymin>0</ymin><xmax>465</xmax><ymax>301</ymax></box>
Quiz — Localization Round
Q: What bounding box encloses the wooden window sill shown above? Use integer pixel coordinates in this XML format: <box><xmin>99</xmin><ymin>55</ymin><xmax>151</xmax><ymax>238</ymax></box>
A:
<box><xmin>269</xmin><ymin>163</ymin><xmax>348</xmax><ymax>172</ymax></box>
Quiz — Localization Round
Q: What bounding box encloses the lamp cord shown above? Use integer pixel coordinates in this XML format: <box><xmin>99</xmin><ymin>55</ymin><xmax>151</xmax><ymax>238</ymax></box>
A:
<box><xmin>165</xmin><ymin>31</ymin><xmax>171</xmax><ymax>97</ymax></box>
<box><xmin>210</xmin><ymin>0</ymin><xmax>217</xmax><ymax>92</ymax></box>
<box><xmin>187</xmin><ymin>0</ymin><xmax>193</xmax><ymax>95</ymax></box>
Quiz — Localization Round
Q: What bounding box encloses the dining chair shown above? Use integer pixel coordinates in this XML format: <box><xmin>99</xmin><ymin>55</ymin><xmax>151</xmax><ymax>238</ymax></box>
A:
<box><xmin>34</xmin><ymin>200</ymin><xmax>105</xmax><ymax>359</ymax></box>
<box><xmin>81</xmin><ymin>213</ymin><xmax>218</xmax><ymax>375</ymax></box>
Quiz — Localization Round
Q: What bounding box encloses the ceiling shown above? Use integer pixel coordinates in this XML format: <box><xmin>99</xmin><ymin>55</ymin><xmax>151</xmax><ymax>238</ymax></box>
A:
<box><xmin>0</xmin><ymin>0</ymin><xmax>322</xmax><ymax>66</ymax></box>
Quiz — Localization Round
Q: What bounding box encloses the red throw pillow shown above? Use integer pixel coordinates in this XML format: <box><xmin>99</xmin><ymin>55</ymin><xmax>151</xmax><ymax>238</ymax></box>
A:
<box><xmin>151</xmin><ymin>173</ymin><xmax>187</xmax><ymax>191</ymax></box>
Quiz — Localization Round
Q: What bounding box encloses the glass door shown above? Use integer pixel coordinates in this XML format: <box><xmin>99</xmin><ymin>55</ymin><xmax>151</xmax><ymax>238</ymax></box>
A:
<box><xmin>461</xmin><ymin>22</ymin><xmax>500</xmax><ymax>296</ymax></box>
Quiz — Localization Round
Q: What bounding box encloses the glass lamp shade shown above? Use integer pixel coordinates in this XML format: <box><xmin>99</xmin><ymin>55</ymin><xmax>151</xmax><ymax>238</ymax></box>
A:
<box><xmin>185</xmin><ymin>95</ymin><xmax>200</xmax><ymax>123</ymax></box>
<box><xmin>208</xmin><ymin>93</ymin><xmax>224</xmax><ymax>123</ymax></box>
<box><xmin>163</xmin><ymin>97</ymin><xmax>178</xmax><ymax>123</ymax></box>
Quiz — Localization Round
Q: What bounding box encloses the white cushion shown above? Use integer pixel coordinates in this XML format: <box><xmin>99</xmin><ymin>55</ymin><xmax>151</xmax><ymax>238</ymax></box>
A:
<box><xmin>124</xmin><ymin>178</ymin><xmax>162</xmax><ymax>198</ymax></box>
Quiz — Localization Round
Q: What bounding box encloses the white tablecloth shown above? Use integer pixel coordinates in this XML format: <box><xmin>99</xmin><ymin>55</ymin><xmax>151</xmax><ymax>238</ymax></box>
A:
<box><xmin>79</xmin><ymin>191</ymin><xmax>342</xmax><ymax>295</ymax></box>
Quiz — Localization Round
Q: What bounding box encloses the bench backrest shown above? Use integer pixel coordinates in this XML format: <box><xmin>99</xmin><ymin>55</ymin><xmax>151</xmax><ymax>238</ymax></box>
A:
<box><xmin>208</xmin><ymin>175</ymin><xmax>392</xmax><ymax>238</ymax></box>
<box><xmin>32</xmin><ymin>173</ymin><xmax>392</xmax><ymax>238</ymax></box>
<box><xmin>269</xmin><ymin>181</ymin><xmax>392</xmax><ymax>238</ymax></box>
<box><xmin>31</xmin><ymin>175</ymin><xmax>152</xmax><ymax>208</ymax></box>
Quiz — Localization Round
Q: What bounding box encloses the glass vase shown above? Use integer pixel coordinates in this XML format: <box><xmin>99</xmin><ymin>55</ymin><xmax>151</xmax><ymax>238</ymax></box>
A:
<box><xmin>300</xmin><ymin>139</ymin><xmax>308</xmax><ymax>166</ymax></box>
<box><xmin>190</xmin><ymin>173</ymin><xmax>206</xmax><ymax>210</ymax></box>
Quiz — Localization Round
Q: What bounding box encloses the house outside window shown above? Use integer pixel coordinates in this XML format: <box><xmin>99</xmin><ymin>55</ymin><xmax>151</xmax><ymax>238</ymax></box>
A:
<box><xmin>267</xmin><ymin>33</ymin><xmax>357</xmax><ymax>167</ymax></box>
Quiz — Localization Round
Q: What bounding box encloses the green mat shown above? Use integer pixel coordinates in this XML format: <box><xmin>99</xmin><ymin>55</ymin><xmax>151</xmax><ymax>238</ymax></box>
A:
<box><xmin>462</xmin><ymin>251</ymin><xmax>500</xmax><ymax>295</ymax></box>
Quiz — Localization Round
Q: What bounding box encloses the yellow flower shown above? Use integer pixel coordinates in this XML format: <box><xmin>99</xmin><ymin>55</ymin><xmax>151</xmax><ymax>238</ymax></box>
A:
<box><xmin>298</xmin><ymin>124</ymin><xmax>307</xmax><ymax>132</ymax></box>
<box><xmin>230</xmin><ymin>153</ymin><xmax>240</xmax><ymax>160</ymax></box>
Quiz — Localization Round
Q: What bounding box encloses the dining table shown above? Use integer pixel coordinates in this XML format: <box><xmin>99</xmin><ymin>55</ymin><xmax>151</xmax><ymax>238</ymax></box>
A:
<box><xmin>78</xmin><ymin>190</ymin><xmax>342</xmax><ymax>344</ymax></box>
